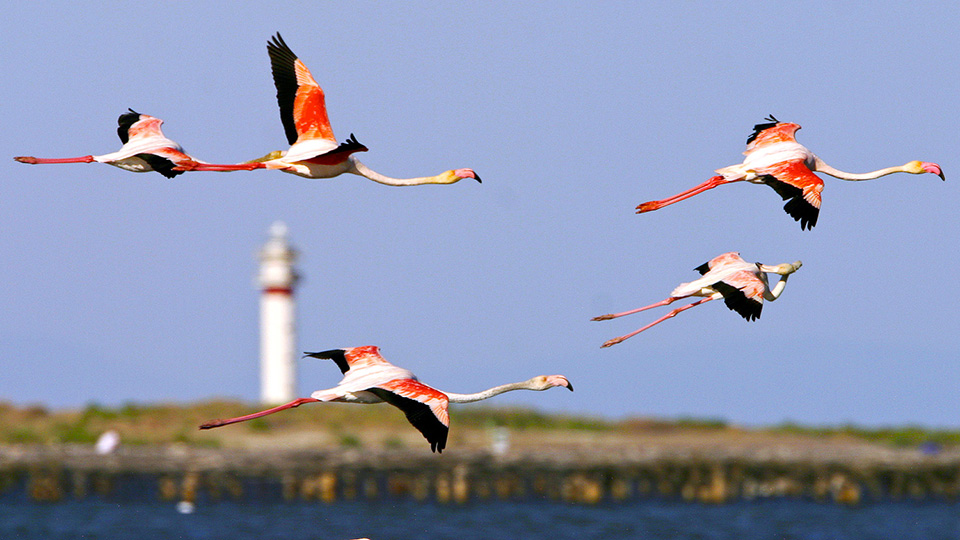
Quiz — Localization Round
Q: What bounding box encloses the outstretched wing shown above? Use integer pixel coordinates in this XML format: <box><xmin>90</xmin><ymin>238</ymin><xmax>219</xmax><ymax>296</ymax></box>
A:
<box><xmin>303</xmin><ymin>349</ymin><xmax>351</xmax><ymax>374</ymax></box>
<box><xmin>694</xmin><ymin>252</ymin><xmax>747</xmax><ymax>276</ymax></box>
<box><xmin>302</xmin><ymin>133</ymin><xmax>368</xmax><ymax>165</ymax></box>
<box><xmin>746</xmin><ymin>115</ymin><xmax>780</xmax><ymax>146</ymax></box>
<box><xmin>136</xmin><ymin>153</ymin><xmax>182</xmax><ymax>179</ymax></box>
<box><xmin>267</xmin><ymin>33</ymin><xmax>336</xmax><ymax>146</ymax></box>
<box><xmin>370</xmin><ymin>379</ymin><xmax>450</xmax><ymax>453</ymax></box>
<box><xmin>710</xmin><ymin>270</ymin><xmax>765</xmax><ymax>321</ymax></box>
<box><xmin>117</xmin><ymin>109</ymin><xmax>141</xmax><ymax>144</ymax></box>
<box><xmin>760</xmin><ymin>160</ymin><xmax>824</xmax><ymax>230</ymax></box>
<box><xmin>304</xmin><ymin>346</ymin><xmax>393</xmax><ymax>374</ymax></box>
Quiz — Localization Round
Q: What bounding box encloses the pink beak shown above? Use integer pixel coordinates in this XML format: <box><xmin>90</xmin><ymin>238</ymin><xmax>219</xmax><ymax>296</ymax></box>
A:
<box><xmin>922</xmin><ymin>162</ymin><xmax>945</xmax><ymax>181</ymax></box>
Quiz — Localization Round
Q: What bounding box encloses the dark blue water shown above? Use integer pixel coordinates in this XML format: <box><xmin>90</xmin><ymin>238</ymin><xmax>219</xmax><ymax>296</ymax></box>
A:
<box><xmin>2</xmin><ymin>498</ymin><xmax>959</xmax><ymax>540</ymax></box>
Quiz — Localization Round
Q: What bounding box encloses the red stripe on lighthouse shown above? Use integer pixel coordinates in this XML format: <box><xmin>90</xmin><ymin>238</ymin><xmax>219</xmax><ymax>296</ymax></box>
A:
<box><xmin>263</xmin><ymin>287</ymin><xmax>293</xmax><ymax>295</ymax></box>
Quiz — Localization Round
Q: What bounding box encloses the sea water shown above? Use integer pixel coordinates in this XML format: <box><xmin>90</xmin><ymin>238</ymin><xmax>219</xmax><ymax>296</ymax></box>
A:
<box><xmin>2</xmin><ymin>497</ymin><xmax>959</xmax><ymax>540</ymax></box>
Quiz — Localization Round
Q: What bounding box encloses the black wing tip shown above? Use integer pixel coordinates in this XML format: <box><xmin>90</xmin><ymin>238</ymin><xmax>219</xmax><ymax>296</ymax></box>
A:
<box><xmin>117</xmin><ymin>109</ymin><xmax>142</xmax><ymax>144</ymax></box>
<box><xmin>135</xmin><ymin>153</ymin><xmax>182</xmax><ymax>179</ymax></box>
<box><xmin>763</xmin><ymin>177</ymin><xmax>819</xmax><ymax>230</ymax></box>
<box><xmin>712</xmin><ymin>281</ymin><xmax>764</xmax><ymax>321</ymax></box>
<box><xmin>268</xmin><ymin>32</ymin><xmax>287</xmax><ymax>50</ymax></box>
<box><xmin>267</xmin><ymin>32</ymin><xmax>297</xmax><ymax>60</ymax></box>
<box><xmin>432</xmin><ymin>430</ymin><xmax>448</xmax><ymax>453</ymax></box>
<box><xmin>302</xmin><ymin>349</ymin><xmax>344</xmax><ymax>357</ymax></box>
<box><xmin>694</xmin><ymin>261</ymin><xmax>711</xmax><ymax>275</ymax></box>
<box><xmin>783</xmin><ymin>197</ymin><xmax>820</xmax><ymax>230</ymax></box>
<box><xmin>342</xmin><ymin>133</ymin><xmax>368</xmax><ymax>153</ymax></box>
<box><xmin>266</xmin><ymin>32</ymin><xmax>301</xmax><ymax>146</ymax></box>
<box><xmin>303</xmin><ymin>349</ymin><xmax>349</xmax><ymax>374</ymax></box>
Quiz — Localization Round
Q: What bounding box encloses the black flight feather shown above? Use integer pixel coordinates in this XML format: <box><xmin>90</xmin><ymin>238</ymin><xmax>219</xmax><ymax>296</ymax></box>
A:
<box><xmin>117</xmin><ymin>108</ymin><xmax>141</xmax><ymax>144</ymax></box>
<box><xmin>762</xmin><ymin>175</ymin><xmax>819</xmax><ymax>230</ymax></box>
<box><xmin>710</xmin><ymin>280</ymin><xmax>763</xmax><ymax>321</ymax></box>
<box><xmin>303</xmin><ymin>349</ymin><xmax>350</xmax><ymax>375</ymax></box>
<box><xmin>135</xmin><ymin>153</ymin><xmax>182</xmax><ymax>179</ymax></box>
<box><xmin>324</xmin><ymin>133</ymin><xmax>367</xmax><ymax>158</ymax></box>
<box><xmin>368</xmin><ymin>387</ymin><xmax>449</xmax><ymax>453</ymax></box>
<box><xmin>694</xmin><ymin>261</ymin><xmax>711</xmax><ymax>275</ymax></box>
<box><xmin>267</xmin><ymin>32</ymin><xmax>302</xmax><ymax>146</ymax></box>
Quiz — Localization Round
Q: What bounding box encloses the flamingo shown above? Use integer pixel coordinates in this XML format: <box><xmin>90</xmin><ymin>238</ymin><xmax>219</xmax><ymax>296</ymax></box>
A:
<box><xmin>636</xmin><ymin>116</ymin><xmax>945</xmax><ymax>230</ymax></box>
<box><xmin>181</xmin><ymin>33</ymin><xmax>481</xmax><ymax>186</ymax></box>
<box><xmin>592</xmin><ymin>252</ymin><xmax>801</xmax><ymax>347</ymax></box>
<box><xmin>198</xmin><ymin>346</ymin><xmax>572</xmax><ymax>453</ymax></box>
<box><xmin>13</xmin><ymin>109</ymin><xmax>219</xmax><ymax>178</ymax></box>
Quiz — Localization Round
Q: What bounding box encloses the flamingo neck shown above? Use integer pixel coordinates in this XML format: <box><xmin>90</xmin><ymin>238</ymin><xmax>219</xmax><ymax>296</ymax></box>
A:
<box><xmin>443</xmin><ymin>380</ymin><xmax>539</xmax><ymax>404</ymax></box>
<box><xmin>349</xmin><ymin>158</ymin><xmax>452</xmax><ymax>186</ymax></box>
<box><xmin>813</xmin><ymin>158</ymin><xmax>910</xmax><ymax>181</ymax></box>
<box><xmin>763</xmin><ymin>274</ymin><xmax>790</xmax><ymax>301</ymax></box>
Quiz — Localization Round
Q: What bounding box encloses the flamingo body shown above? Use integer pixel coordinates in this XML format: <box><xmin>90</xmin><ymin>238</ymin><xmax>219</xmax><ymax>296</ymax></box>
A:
<box><xmin>636</xmin><ymin>116</ymin><xmax>944</xmax><ymax>230</ymax></box>
<box><xmin>593</xmin><ymin>252</ymin><xmax>802</xmax><ymax>347</ymax></box>
<box><xmin>199</xmin><ymin>346</ymin><xmax>572</xmax><ymax>453</ymax></box>
<box><xmin>15</xmin><ymin>110</ymin><xmax>199</xmax><ymax>178</ymax></box>
<box><xmin>183</xmin><ymin>33</ymin><xmax>480</xmax><ymax>186</ymax></box>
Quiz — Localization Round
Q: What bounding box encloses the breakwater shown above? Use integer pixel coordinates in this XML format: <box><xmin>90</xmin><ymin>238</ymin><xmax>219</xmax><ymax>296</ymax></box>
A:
<box><xmin>3</xmin><ymin>443</ymin><xmax>959</xmax><ymax>505</ymax></box>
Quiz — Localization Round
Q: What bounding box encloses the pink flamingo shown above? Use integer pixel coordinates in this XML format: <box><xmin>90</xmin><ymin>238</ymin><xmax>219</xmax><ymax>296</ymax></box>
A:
<box><xmin>182</xmin><ymin>33</ymin><xmax>480</xmax><ymax>186</ymax></box>
<box><xmin>636</xmin><ymin>116</ymin><xmax>944</xmax><ymax>229</ymax></box>
<box><xmin>593</xmin><ymin>252</ymin><xmax>802</xmax><ymax>347</ymax></box>
<box><xmin>13</xmin><ymin>109</ymin><xmax>221</xmax><ymax>178</ymax></box>
<box><xmin>199</xmin><ymin>346</ymin><xmax>572</xmax><ymax>453</ymax></box>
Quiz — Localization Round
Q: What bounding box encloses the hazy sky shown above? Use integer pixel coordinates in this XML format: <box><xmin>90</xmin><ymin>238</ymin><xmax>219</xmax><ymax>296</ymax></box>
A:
<box><xmin>3</xmin><ymin>2</ymin><xmax>958</xmax><ymax>427</ymax></box>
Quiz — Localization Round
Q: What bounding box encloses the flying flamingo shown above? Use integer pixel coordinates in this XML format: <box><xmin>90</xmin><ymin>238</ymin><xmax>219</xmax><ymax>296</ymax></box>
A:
<box><xmin>181</xmin><ymin>33</ymin><xmax>481</xmax><ymax>186</ymax></box>
<box><xmin>199</xmin><ymin>346</ymin><xmax>572</xmax><ymax>453</ymax></box>
<box><xmin>13</xmin><ymin>110</ymin><xmax>223</xmax><ymax>179</ymax></box>
<box><xmin>592</xmin><ymin>252</ymin><xmax>802</xmax><ymax>347</ymax></box>
<box><xmin>635</xmin><ymin>116</ymin><xmax>945</xmax><ymax>229</ymax></box>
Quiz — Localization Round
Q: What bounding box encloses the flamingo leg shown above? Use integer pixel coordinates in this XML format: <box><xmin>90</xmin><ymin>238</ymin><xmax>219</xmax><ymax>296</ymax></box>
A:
<box><xmin>199</xmin><ymin>397</ymin><xmax>320</xmax><ymax>429</ymax></box>
<box><xmin>592</xmin><ymin>297</ymin><xmax>678</xmax><ymax>321</ymax></box>
<box><xmin>15</xmin><ymin>155</ymin><xmax>96</xmax><ymax>164</ymax></box>
<box><xmin>174</xmin><ymin>162</ymin><xmax>265</xmax><ymax>172</ymax></box>
<box><xmin>600</xmin><ymin>296</ymin><xmax>715</xmax><ymax>347</ymax></box>
<box><xmin>636</xmin><ymin>176</ymin><xmax>736</xmax><ymax>213</ymax></box>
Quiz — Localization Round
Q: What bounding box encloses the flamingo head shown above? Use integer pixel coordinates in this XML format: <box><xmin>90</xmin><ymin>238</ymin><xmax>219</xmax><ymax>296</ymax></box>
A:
<box><xmin>759</xmin><ymin>261</ymin><xmax>802</xmax><ymax>275</ymax></box>
<box><xmin>246</xmin><ymin>150</ymin><xmax>286</xmax><ymax>164</ymax></box>
<box><xmin>440</xmin><ymin>168</ymin><xmax>482</xmax><ymax>184</ymax></box>
<box><xmin>917</xmin><ymin>161</ymin><xmax>945</xmax><ymax>181</ymax></box>
<box><xmin>532</xmin><ymin>375</ymin><xmax>574</xmax><ymax>392</ymax></box>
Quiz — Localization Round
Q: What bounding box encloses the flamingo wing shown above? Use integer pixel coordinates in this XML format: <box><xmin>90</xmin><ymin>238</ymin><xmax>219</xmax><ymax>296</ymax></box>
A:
<box><xmin>370</xmin><ymin>379</ymin><xmax>450</xmax><ymax>453</ymax></box>
<box><xmin>117</xmin><ymin>109</ymin><xmax>142</xmax><ymax>144</ymax></box>
<box><xmin>304</xmin><ymin>346</ymin><xmax>393</xmax><ymax>374</ymax></box>
<box><xmin>694</xmin><ymin>261</ymin><xmax>711</xmax><ymax>275</ymax></box>
<box><xmin>303</xmin><ymin>349</ymin><xmax>352</xmax><ymax>374</ymax></box>
<box><xmin>302</xmin><ymin>134</ymin><xmax>368</xmax><ymax>165</ymax></box>
<box><xmin>745</xmin><ymin>115</ymin><xmax>781</xmax><ymax>146</ymax></box>
<box><xmin>135</xmin><ymin>150</ymin><xmax>187</xmax><ymax>179</ymax></box>
<box><xmin>268</xmin><ymin>33</ymin><xmax>336</xmax><ymax>146</ymax></box>
<box><xmin>709</xmin><ymin>270</ymin><xmax>765</xmax><ymax>321</ymax></box>
<box><xmin>760</xmin><ymin>160</ymin><xmax>824</xmax><ymax>230</ymax></box>
<box><xmin>694</xmin><ymin>251</ymin><xmax>749</xmax><ymax>276</ymax></box>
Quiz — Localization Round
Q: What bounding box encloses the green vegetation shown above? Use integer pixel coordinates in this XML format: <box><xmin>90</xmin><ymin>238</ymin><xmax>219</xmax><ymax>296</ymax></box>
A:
<box><xmin>771</xmin><ymin>421</ymin><xmax>960</xmax><ymax>448</ymax></box>
<box><xmin>338</xmin><ymin>433</ymin><xmax>363</xmax><ymax>448</ymax></box>
<box><xmin>0</xmin><ymin>400</ymin><xmax>956</xmax><ymax>450</ymax></box>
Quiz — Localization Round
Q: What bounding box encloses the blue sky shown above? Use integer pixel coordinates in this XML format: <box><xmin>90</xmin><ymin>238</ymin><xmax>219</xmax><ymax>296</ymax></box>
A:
<box><xmin>3</xmin><ymin>2</ymin><xmax>957</xmax><ymax>427</ymax></box>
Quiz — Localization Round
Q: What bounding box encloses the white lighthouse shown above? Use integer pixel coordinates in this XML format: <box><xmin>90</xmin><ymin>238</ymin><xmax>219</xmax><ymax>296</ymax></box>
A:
<box><xmin>257</xmin><ymin>221</ymin><xmax>299</xmax><ymax>404</ymax></box>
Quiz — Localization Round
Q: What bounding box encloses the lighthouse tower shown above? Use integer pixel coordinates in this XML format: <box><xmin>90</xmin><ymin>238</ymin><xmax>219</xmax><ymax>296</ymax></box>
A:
<box><xmin>257</xmin><ymin>221</ymin><xmax>299</xmax><ymax>404</ymax></box>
